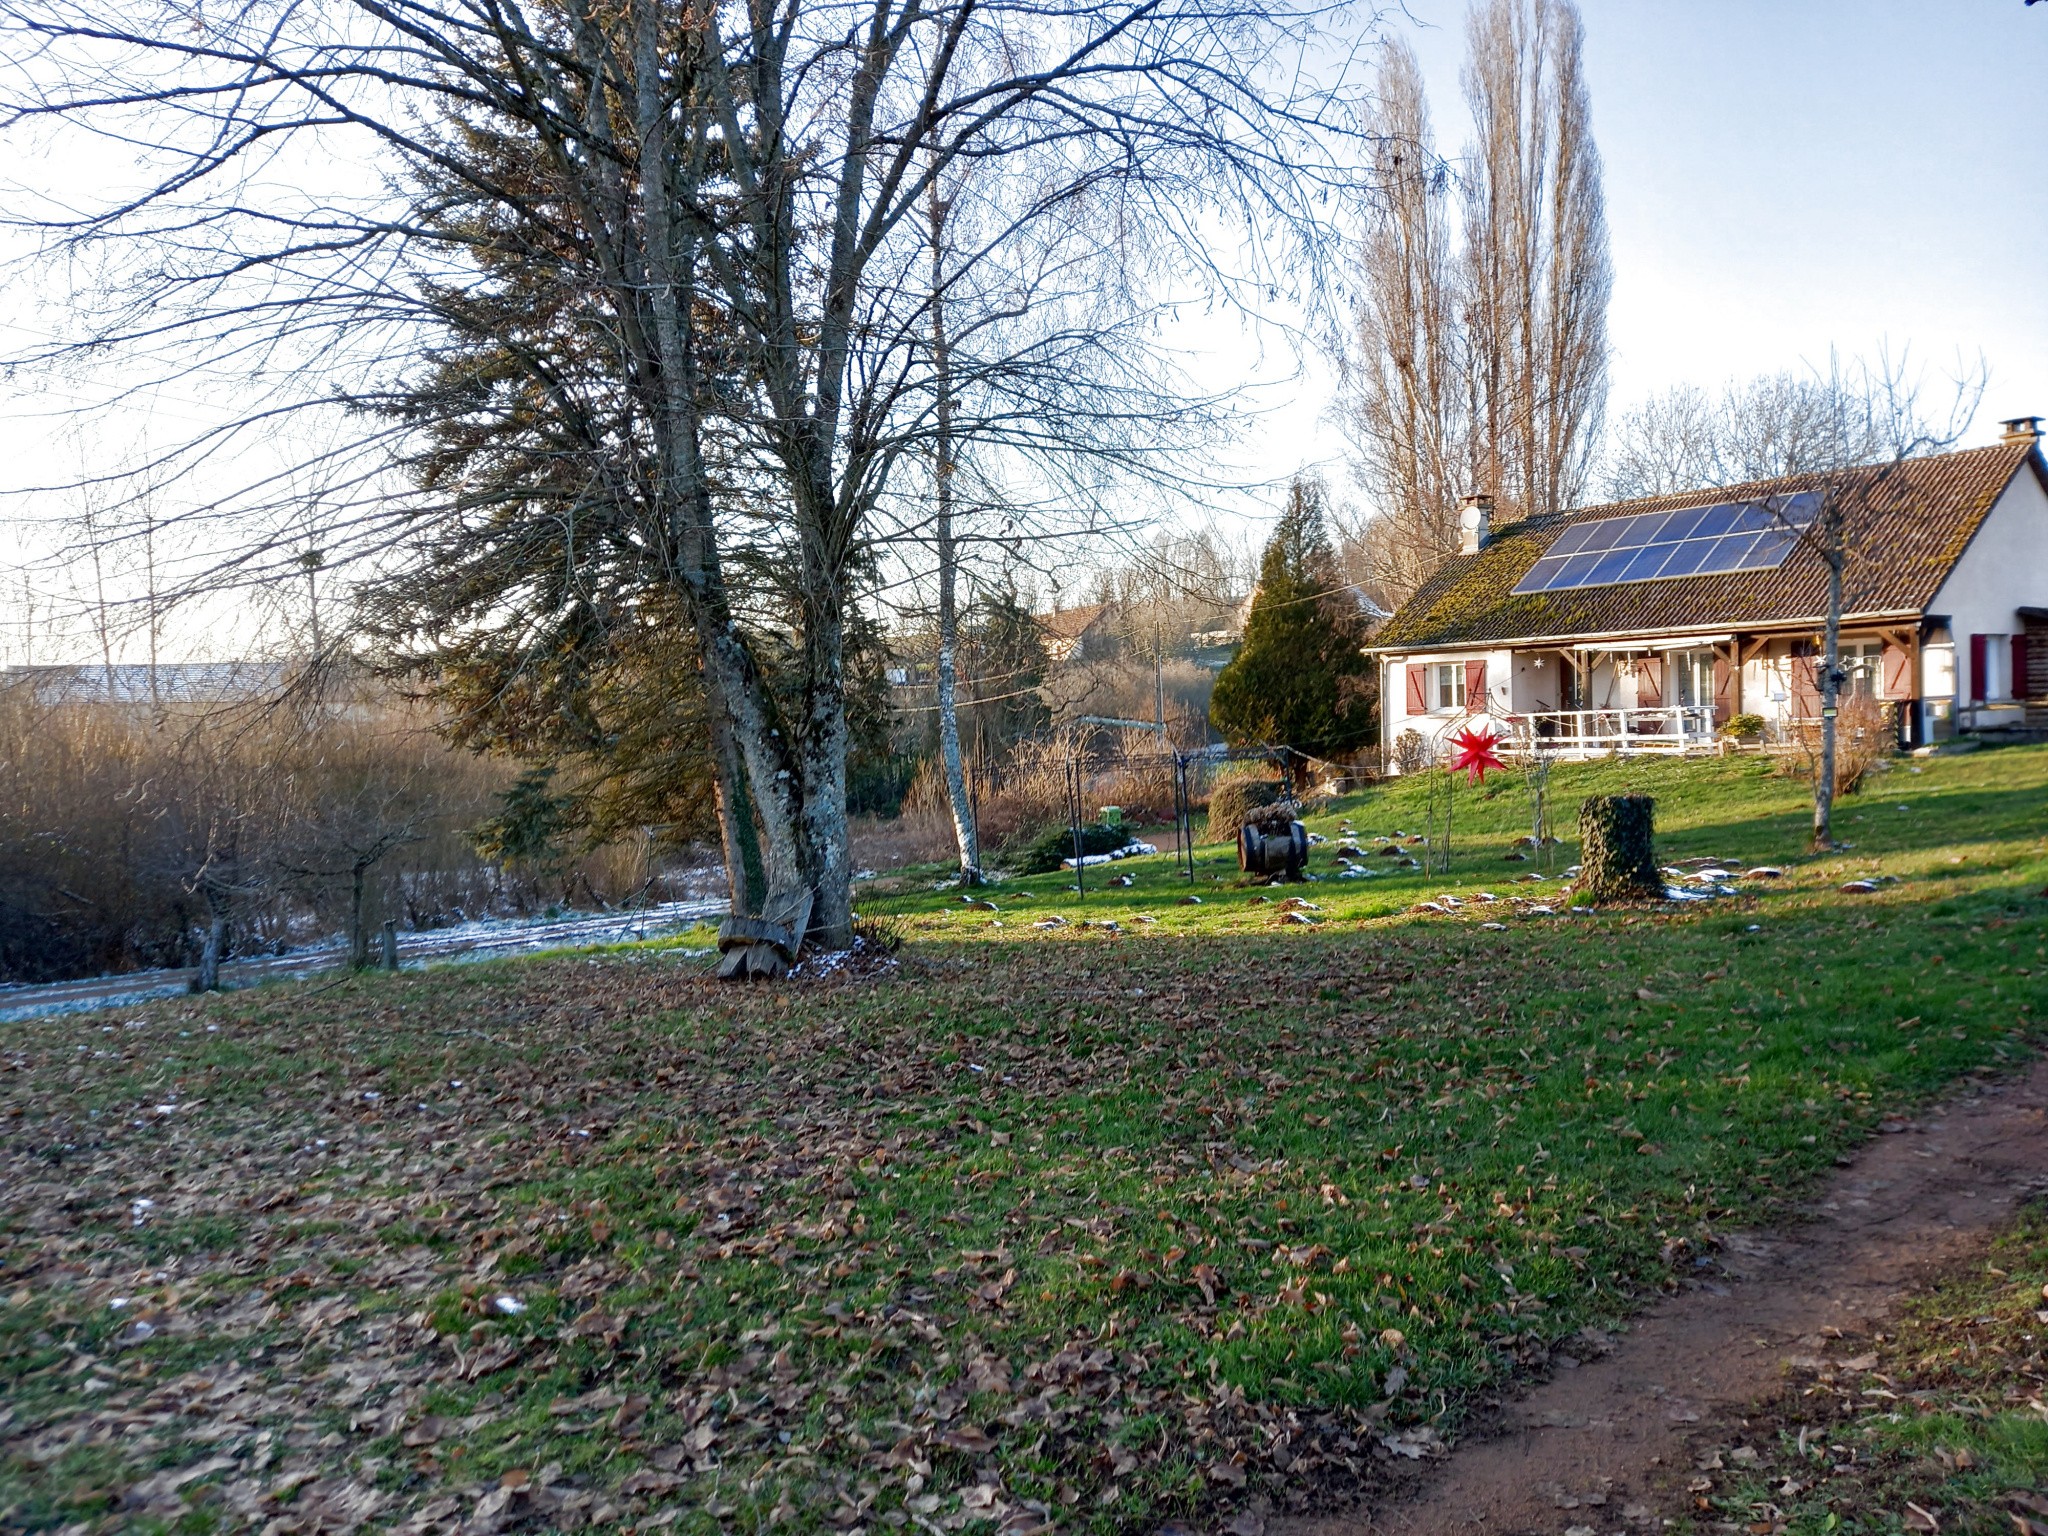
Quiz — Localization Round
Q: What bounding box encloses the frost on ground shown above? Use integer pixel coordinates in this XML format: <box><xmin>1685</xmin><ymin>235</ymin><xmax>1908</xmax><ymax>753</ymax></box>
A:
<box><xmin>0</xmin><ymin>899</ymin><xmax>725</xmax><ymax>1023</ymax></box>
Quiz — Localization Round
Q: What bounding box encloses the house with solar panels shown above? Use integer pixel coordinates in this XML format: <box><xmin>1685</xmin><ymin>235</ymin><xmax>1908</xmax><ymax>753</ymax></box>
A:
<box><xmin>1369</xmin><ymin>418</ymin><xmax>2048</xmax><ymax>766</ymax></box>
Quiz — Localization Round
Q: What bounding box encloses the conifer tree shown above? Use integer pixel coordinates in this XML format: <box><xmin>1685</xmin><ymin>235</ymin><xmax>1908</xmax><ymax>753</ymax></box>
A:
<box><xmin>1210</xmin><ymin>481</ymin><xmax>1377</xmax><ymax>761</ymax></box>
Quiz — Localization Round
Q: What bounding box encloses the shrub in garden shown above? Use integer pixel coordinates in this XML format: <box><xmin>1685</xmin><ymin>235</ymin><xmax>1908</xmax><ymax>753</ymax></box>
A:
<box><xmin>1010</xmin><ymin>820</ymin><xmax>1132</xmax><ymax>876</ymax></box>
<box><xmin>1392</xmin><ymin>729</ymin><xmax>1432</xmax><ymax>775</ymax></box>
<box><xmin>1786</xmin><ymin>692</ymin><xmax>1895</xmax><ymax>795</ymax></box>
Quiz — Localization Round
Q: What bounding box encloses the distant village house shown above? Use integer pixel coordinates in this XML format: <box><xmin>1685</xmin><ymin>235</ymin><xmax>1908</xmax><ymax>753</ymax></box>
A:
<box><xmin>1037</xmin><ymin>603</ymin><xmax>1122</xmax><ymax>664</ymax></box>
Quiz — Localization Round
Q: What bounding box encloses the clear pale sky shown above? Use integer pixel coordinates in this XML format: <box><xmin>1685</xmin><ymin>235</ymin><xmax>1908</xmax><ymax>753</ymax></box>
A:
<box><xmin>4</xmin><ymin>0</ymin><xmax>2044</xmax><ymax>657</ymax></box>
<box><xmin>1207</xmin><ymin>0</ymin><xmax>2048</xmax><ymax>503</ymax></box>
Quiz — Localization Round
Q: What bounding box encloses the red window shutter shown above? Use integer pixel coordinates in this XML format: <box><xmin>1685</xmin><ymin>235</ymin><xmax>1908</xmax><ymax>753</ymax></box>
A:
<box><xmin>1712</xmin><ymin>654</ymin><xmax>1733</xmax><ymax>724</ymax></box>
<box><xmin>1969</xmin><ymin>634</ymin><xmax>1987</xmax><ymax>702</ymax></box>
<box><xmin>1637</xmin><ymin>656</ymin><xmax>1663</xmax><ymax>707</ymax></box>
<box><xmin>1463</xmin><ymin>659</ymin><xmax>1487</xmax><ymax>709</ymax></box>
<box><xmin>2013</xmin><ymin>635</ymin><xmax>2030</xmax><ymax>701</ymax></box>
<box><xmin>1879</xmin><ymin>642</ymin><xmax>1914</xmax><ymax>701</ymax></box>
<box><xmin>1404</xmin><ymin>664</ymin><xmax>1427</xmax><ymax>714</ymax></box>
<box><xmin>1790</xmin><ymin>655</ymin><xmax>1820</xmax><ymax>716</ymax></box>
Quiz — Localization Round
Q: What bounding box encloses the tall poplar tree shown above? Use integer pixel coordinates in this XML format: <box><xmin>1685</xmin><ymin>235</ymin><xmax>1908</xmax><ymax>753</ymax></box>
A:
<box><xmin>1345</xmin><ymin>0</ymin><xmax>1611</xmax><ymax>603</ymax></box>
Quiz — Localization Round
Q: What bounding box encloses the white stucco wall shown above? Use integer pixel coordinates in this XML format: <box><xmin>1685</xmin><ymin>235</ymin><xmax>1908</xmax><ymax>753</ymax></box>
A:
<box><xmin>1927</xmin><ymin>460</ymin><xmax>2048</xmax><ymax>725</ymax></box>
<box><xmin>1508</xmin><ymin>651</ymin><xmax>1580</xmax><ymax>713</ymax></box>
<box><xmin>1378</xmin><ymin>647</ymin><xmax>1512</xmax><ymax>762</ymax></box>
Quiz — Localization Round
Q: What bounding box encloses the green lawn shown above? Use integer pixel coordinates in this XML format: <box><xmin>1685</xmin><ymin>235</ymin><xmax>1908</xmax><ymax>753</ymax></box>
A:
<box><xmin>3</xmin><ymin>746</ymin><xmax>2046</xmax><ymax>1535</ymax></box>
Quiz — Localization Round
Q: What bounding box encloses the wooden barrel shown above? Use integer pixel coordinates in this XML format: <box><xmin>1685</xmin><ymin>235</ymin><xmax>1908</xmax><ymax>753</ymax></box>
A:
<box><xmin>1239</xmin><ymin>820</ymin><xmax>1308</xmax><ymax>877</ymax></box>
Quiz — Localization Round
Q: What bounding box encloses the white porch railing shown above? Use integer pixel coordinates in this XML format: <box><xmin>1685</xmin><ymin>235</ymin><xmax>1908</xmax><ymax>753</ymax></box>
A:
<box><xmin>1499</xmin><ymin>705</ymin><xmax>1719</xmax><ymax>757</ymax></box>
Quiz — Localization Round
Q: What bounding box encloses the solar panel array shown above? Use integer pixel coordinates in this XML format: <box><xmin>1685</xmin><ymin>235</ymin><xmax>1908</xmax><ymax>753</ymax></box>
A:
<box><xmin>1511</xmin><ymin>492</ymin><xmax>1818</xmax><ymax>596</ymax></box>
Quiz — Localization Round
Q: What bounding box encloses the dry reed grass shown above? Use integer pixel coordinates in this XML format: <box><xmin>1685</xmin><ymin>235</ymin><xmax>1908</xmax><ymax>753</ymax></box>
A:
<box><xmin>0</xmin><ymin>679</ymin><xmax>708</xmax><ymax>983</ymax></box>
<box><xmin>1783</xmin><ymin>690</ymin><xmax>1897</xmax><ymax>796</ymax></box>
<box><xmin>863</xmin><ymin>726</ymin><xmax>1220</xmax><ymax>874</ymax></box>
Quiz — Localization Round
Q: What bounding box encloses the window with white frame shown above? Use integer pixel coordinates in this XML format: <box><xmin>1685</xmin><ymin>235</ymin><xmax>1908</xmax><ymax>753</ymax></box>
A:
<box><xmin>1842</xmin><ymin>641</ymin><xmax>1883</xmax><ymax>697</ymax></box>
<box><xmin>1434</xmin><ymin>662</ymin><xmax>1465</xmax><ymax>710</ymax></box>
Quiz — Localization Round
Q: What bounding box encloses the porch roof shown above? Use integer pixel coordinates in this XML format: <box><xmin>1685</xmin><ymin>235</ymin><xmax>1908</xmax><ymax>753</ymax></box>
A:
<box><xmin>1370</xmin><ymin>441</ymin><xmax>2041</xmax><ymax>654</ymax></box>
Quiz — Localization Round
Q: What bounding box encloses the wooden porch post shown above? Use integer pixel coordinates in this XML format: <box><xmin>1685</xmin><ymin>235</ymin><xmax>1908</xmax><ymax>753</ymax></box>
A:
<box><xmin>1877</xmin><ymin>625</ymin><xmax>1921</xmax><ymax>747</ymax></box>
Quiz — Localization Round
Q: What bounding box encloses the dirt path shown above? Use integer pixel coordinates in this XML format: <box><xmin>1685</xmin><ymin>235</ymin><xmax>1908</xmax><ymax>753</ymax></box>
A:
<box><xmin>1276</xmin><ymin>1055</ymin><xmax>2048</xmax><ymax>1536</ymax></box>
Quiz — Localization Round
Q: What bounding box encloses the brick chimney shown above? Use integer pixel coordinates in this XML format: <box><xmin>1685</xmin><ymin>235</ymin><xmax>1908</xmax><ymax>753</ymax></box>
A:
<box><xmin>1459</xmin><ymin>493</ymin><xmax>1494</xmax><ymax>555</ymax></box>
<box><xmin>2000</xmin><ymin>415</ymin><xmax>2042</xmax><ymax>445</ymax></box>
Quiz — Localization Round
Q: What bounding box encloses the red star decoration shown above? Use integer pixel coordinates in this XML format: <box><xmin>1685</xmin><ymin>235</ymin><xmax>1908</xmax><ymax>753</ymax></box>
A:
<box><xmin>1447</xmin><ymin>724</ymin><xmax>1505</xmax><ymax>785</ymax></box>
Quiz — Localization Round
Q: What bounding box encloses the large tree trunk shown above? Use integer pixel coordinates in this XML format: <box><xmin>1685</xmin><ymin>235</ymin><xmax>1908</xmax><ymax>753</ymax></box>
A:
<box><xmin>794</xmin><ymin>504</ymin><xmax>854</xmax><ymax>948</ymax></box>
<box><xmin>694</xmin><ymin>604</ymin><xmax>808</xmax><ymax>908</ymax></box>
<box><xmin>349</xmin><ymin>863</ymin><xmax>370</xmax><ymax>969</ymax></box>
<box><xmin>708</xmin><ymin>701</ymin><xmax>768</xmax><ymax>916</ymax></box>
<box><xmin>770</xmin><ymin>9</ymin><xmax>900</xmax><ymax>956</ymax></box>
<box><xmin>624</xmin><ymin>14</ymin><xmax>807</xmax><ymax>930</ymax></box>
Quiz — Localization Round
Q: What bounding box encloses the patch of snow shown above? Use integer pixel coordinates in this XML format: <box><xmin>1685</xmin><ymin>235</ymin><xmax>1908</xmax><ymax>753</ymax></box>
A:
<box><xmin>1061</xmin><ymin>841</ymin><xmax>1159</xmax><ymax>869</ymax></box>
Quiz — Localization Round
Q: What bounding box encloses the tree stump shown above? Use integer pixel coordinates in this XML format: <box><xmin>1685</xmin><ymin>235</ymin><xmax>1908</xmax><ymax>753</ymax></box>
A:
<box><xmin>1576</xmin><ymin>795</ymin><xmax>1662</xmax><ymax>903</ymax></box>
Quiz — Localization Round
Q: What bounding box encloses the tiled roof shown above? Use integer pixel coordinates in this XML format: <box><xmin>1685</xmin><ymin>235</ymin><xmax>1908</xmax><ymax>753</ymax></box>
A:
<box><xmin>1372</xmin><ymin>442</ymin><xmax>2043</xmax><ymax>651</ymax></box>
<box><xmin>1039</xmin><ymin>603</ymin><xmax>1115</xmax><ymax>640</ymax></box>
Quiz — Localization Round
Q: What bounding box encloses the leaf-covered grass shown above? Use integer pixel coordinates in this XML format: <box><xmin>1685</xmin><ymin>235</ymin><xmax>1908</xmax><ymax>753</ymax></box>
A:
<box><xmin>2</xmin><ymin>746</ymin><xmax>2046</xmax><ymax>1535</ymax></box>
<box><xmin>1677</xmin><ymin>1203</ymin><xmax>2048</xmax><ymax>1536</ymax></box>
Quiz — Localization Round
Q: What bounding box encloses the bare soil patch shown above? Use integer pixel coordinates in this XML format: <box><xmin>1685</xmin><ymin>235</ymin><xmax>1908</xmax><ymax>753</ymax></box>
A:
<box><xmin>1275</xmin><ymin>1054</ymin><xmax>2048</xmax><ymax>1536</ymax></box>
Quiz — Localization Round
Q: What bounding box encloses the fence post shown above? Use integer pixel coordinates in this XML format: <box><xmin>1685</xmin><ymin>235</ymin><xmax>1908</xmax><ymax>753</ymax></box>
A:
<box><xmin>1175</xmin><ymin>752</ymin><xmax>1195</xmax><ymax>882</ymax></box>
<box><xmin>1067</xmin><ymin>752</ymin><xmax>1086</xmax><ymax>898</ymax></box>
<box><xmin>380</xmin><ymin>920</ymin><xmax>399</xmax><ymax>973</ymax></box>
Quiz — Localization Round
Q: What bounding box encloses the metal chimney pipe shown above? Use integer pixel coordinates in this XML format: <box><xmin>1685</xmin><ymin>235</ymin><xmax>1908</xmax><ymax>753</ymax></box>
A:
<box><xmin>1459</xmin><ymin>494</ymin><xmax>1495</xmax><ymax>555</ymax></box>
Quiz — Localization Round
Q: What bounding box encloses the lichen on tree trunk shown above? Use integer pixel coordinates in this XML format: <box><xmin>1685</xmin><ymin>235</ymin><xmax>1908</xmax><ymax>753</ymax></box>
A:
<box><xmin>1576</xmin><ymin>794</ymin><xmax>1661</xmax><ymax>903</ymax></box>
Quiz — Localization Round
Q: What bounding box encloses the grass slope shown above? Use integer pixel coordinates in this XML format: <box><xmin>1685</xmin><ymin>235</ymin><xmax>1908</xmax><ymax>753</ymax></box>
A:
<box><xmin>2</xmin><ymin>748</ymin><xmax>2046</xmax><ymax>1536</ymax></box>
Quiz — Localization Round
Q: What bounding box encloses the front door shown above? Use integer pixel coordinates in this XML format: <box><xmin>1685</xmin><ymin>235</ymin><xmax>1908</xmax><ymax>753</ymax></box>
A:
<box><xmin>1673</xmin><ymin>649</ymin><xmax>1716</xmax><ymax>710</ymax></box>
<box><xmin>1560</xmin><ymin>654</ymin><xmax>1587</xmax><ymax>712</ymax></box>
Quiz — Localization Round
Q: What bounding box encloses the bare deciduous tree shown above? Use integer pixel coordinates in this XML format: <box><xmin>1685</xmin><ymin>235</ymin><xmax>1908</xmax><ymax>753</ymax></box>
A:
<box><xmin>1343</xmin><ymin>0</ymin><xmax>1610</xmax><ymax>604</ymax></box>
<box><xmin>925</xmin><ymin>166</ymin><xmax>980</xmax><ymax>884</ymax></box>
<box><xmin>1462</xmin><ymin>0</ymin><xmax>1611</xmax><ymax>523</ymax></box>
<box><xmin>1606</xmin><ymin>360</ymin><xmax>1982</xmax><ymax>500</ymax></box>
<box><xmin>1611</xmin><ymin>354</ymin><xmax>1986</xmax><ymax>847</ymax></box>
<box><xmin>2</xmin><ymin>0</ymin><xmax>1363</xmax><ymax>952</ymax></box>
<box><xmin>1342</xmin><ymin>38</ymin><xmax>1467</xmax><ymax>604</ymax></box>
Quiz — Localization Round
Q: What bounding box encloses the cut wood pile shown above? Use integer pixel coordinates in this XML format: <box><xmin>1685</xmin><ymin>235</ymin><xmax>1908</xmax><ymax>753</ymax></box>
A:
<box><xmin>716</xmin><ymin>887</ymin><xmax>814</xmax><ymax>980</ymax></box>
